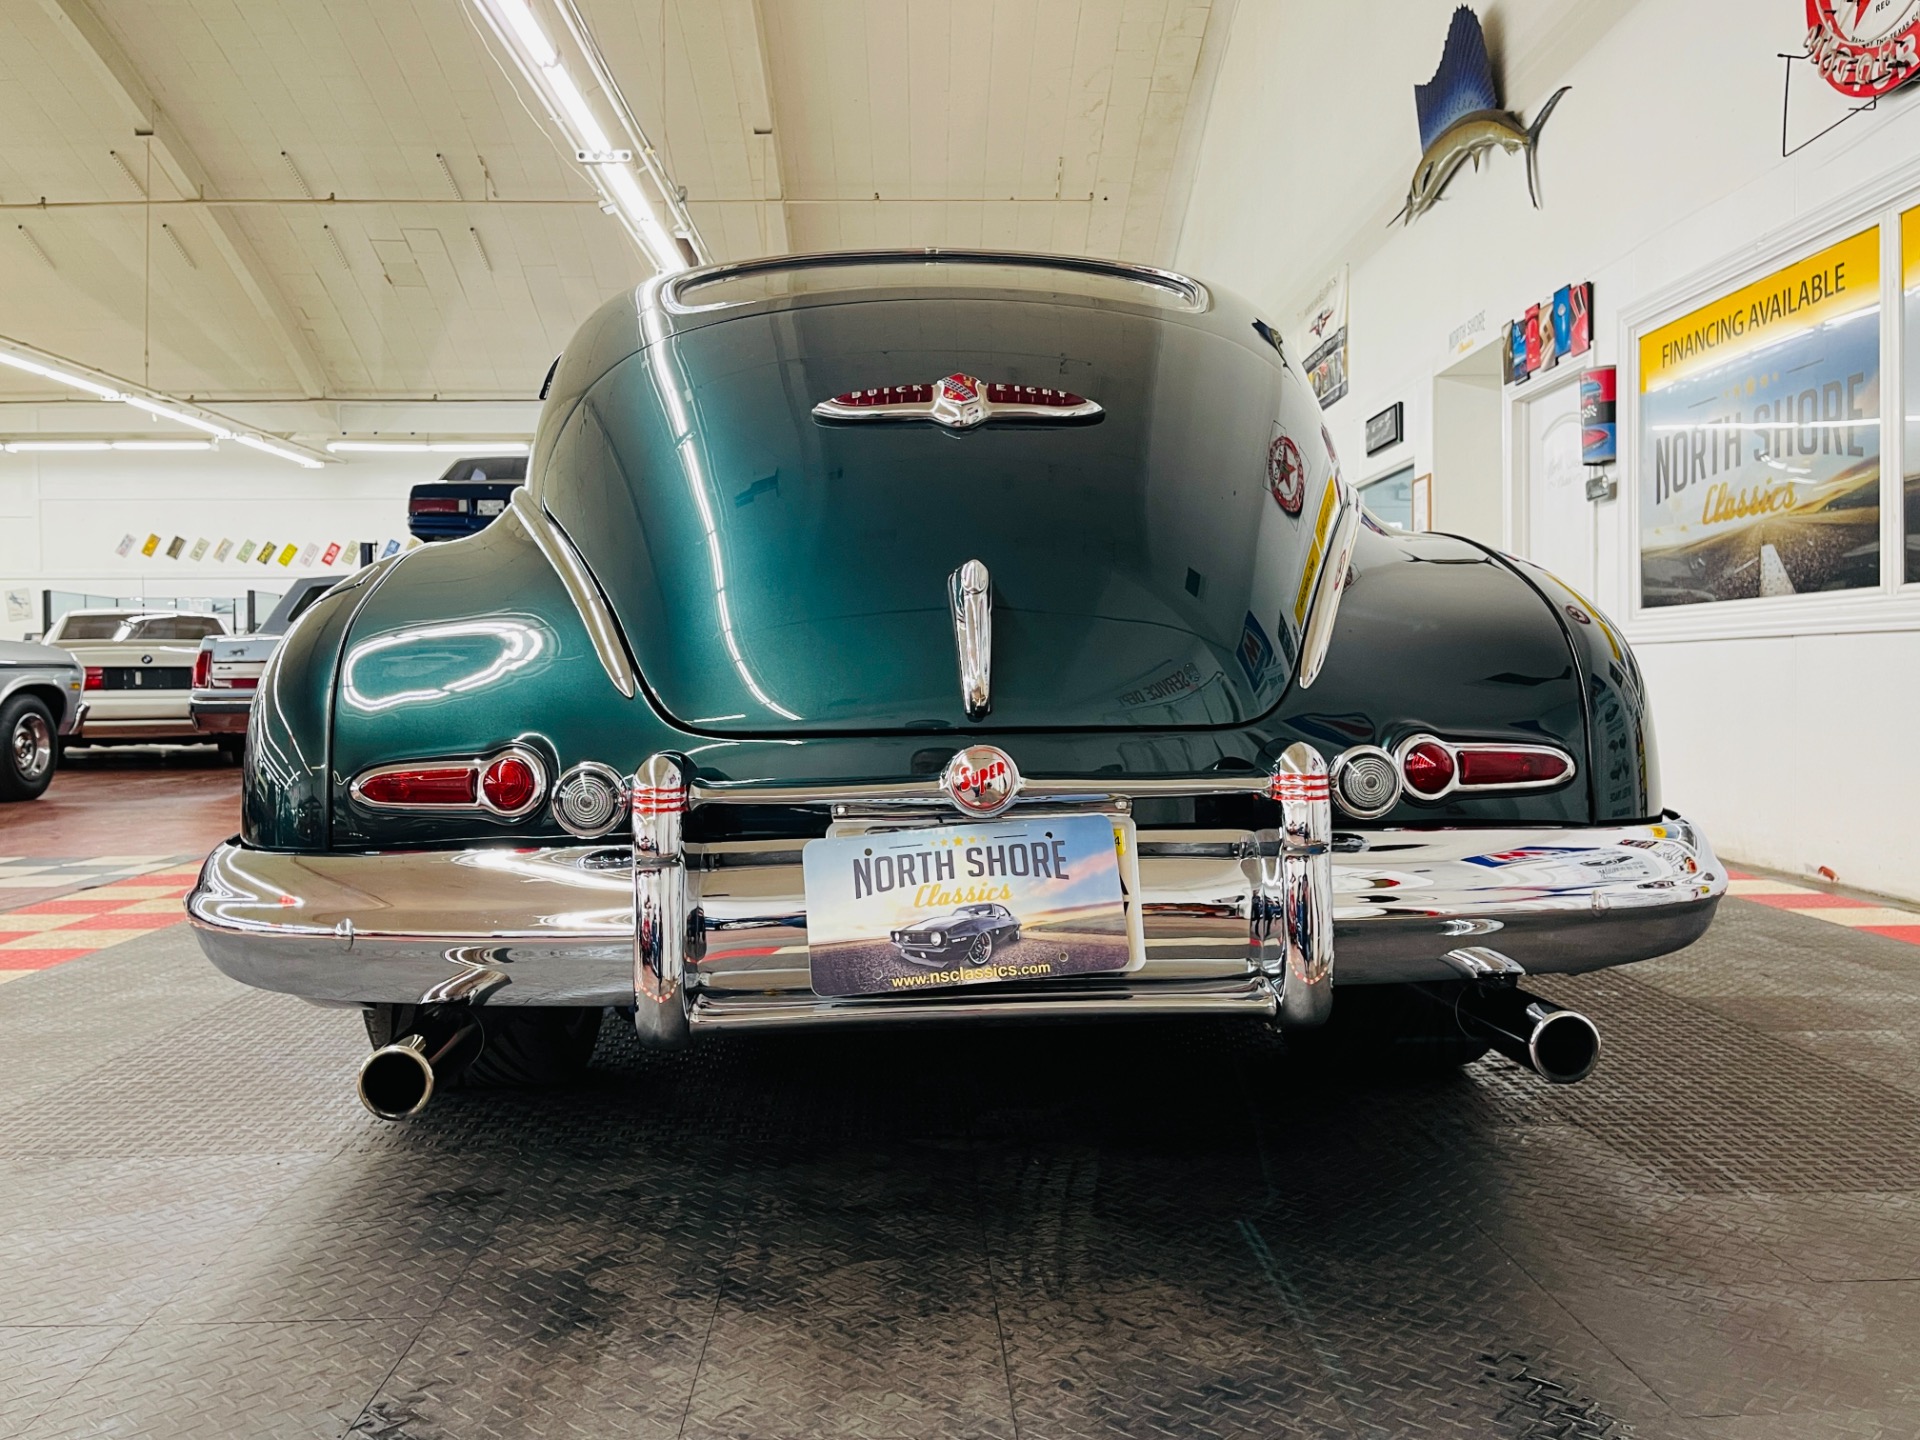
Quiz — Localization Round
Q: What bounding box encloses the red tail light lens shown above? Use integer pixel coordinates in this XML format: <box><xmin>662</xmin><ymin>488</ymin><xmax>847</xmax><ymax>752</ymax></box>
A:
<box><xmin>1400</xmin><ymin>741</ymin><xmax>1455</xmax><ymax>797</ymax></box>
<box><xmin>356</xmin><ymin>767</ymin><xmax>477</xmax><ymax>806</ymax></box>
<box><xmin>83</xmin><ymin>666</ymin><xmax>104</xmax><ymax>690</ymax></box>
<box><xmin>192</xmin><ymin>650</ymin><xmax>212</xmax><ymax>688</ymax></box>
<box><xmin>1458</xmin><ymin>749</ymin><xmax>1572</xmax><ymax>786</ymax></box>
<box><xmin>409</xmin><ymin>495</ymin><xmax>464</xmax><ymax>514</ymax></box>
<box><xmin>227</xmin><ymin>676</ymin><xmax>258</xmax><ymax>691</ymax></box>
<box><xmin>481</xmin><ymin>754</ymin><xmax>538</xmax><ymax>813</ymax></box>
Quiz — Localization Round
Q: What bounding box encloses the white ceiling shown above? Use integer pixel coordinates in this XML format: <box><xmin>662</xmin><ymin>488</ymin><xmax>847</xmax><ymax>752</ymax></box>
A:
<box><xmin>0</xmin><ymin>0</ymin><xmax>1223</xmax><ymax>416</ymax></box>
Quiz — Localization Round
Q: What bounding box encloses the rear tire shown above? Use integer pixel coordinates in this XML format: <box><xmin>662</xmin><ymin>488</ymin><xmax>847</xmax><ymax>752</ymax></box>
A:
<box><xmin>0</xmin><ymin>694</ymin><xmax>57</xmax><ymax>802</ymax></box>
<box><xmin>217</xmin><ymin>736</ymin><xmax>245</xmax><ymax>765</ymax></box>
<box><xmin>1287</xmin><ymin>983</ymin><xmax>1490</xmax><ymax>1076</ymax></box>
<box><xmin>363</xmin><ymin>1004</ymin><xmax>603</xmax><ymax>1090</ymax></box>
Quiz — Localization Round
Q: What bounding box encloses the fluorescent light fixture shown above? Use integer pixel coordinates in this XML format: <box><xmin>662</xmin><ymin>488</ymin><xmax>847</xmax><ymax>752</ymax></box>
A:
<box><xmin>326</xmin><ymin>440</ymin><xmax>532</xmax><ymax>454</ymax></box>
<box><xmin>120</xmin><ymin>396</ymin><xmax>232</xmax><ymax>438</ymax></box>
<box><xmin>233</xmin><ymin>434</ymin><xmax>325</xmax><ymax>468</ymax></box>
<box><xmin>473</xmin><ymin>0</ymin><xmax>685</xmax><ymax>276</ymax></box>
<box><xmin>0</xmin><ymin>339</ymin><xmax>326</xmax><ymax>466</ymax></box>
<box><xmin>487</xmin><ymin>0</ymin><xmax>558</xmax><ymax>67</ymax></box>
<box><xmin>0</xmin><ymin>351</ymin><xmax>123</xmax><ymax>401</ymax></box>
<box><xmin>2</xmin><ymin>439</ymin><xmax>215</xmax><ymax>452</ymax></box>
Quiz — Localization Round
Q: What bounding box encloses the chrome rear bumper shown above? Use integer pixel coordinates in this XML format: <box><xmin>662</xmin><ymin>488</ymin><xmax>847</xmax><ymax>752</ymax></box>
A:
<box><xmin>188</xmin><ymin>811</ymin><xmax>1724</xmax><ymax>1030</ymax></box>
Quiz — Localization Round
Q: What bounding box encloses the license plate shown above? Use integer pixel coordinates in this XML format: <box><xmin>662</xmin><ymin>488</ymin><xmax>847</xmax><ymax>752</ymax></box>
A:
<box><xmin>803</xmin><ymin>812</ymin><xmax>1140</xmax><ymax>998</ymax></box>
<box><xmin>475</xmin><ymin>498</ymin><xmax>506</xmax><ymax>516</ymax></box>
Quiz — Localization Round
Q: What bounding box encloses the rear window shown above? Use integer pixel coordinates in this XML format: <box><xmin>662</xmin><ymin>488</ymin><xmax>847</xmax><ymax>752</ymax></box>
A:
<box><xmin>668</xmin><ymin>256</ymin><xmax>1207</xmax><ymax>314</ymax></box>
<box><xmin>435</xmin><ymin>455</ymin><xmax>527</xmax><ymax>484</ymax></box>
<box><xmin>126</xmin><ymin>616</ymin><xmax>224</xmax><ymax>641</ymax></box>
<box><xmin>51</xmin><ymin>615</ymin><xmax>133</xmax><ymax>640</ymax></box>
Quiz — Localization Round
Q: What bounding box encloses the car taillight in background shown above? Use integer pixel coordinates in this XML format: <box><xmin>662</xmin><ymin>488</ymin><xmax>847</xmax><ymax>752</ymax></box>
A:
<box><xmin>191</xmin><ymin>649</ymin><xmax>212</xmax><ymax>689</ymax></box>
<box><xmin>83</xmin><ymin>666</ymin><xmax>104</xmax><ymax>690</ymax></box>
<box><xmin>350</xmin><ymin>747</ymin><xmax>547</xmax><ymax>819</ymax></box>
<box><xmin>409</xmin><ymin>495</ymin><xmax>466</xmax><ymax>514</ymax></box>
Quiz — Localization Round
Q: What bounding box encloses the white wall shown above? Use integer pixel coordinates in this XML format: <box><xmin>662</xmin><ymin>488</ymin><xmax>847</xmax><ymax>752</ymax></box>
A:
<box><xmin>1178</xmin><ymin>0</ymin><xmax>1920</xmax><ymax>901</ymax></box>
<box><xmin>0</xmin><ymin>400</ymin><xmax>538</xmax><ymax>640</ymax></box>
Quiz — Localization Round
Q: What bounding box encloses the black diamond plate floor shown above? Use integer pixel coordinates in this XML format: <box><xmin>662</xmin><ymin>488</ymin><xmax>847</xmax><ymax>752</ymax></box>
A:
<box><xmin>5</xmin><ymin>901</ymin><xmax>1920</xmax><ymax>1438</ymax></box>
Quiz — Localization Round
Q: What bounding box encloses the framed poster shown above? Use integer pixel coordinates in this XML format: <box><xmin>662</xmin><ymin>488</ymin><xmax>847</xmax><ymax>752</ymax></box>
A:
<box><xmin>1637</xmin><ymin>227</ymin><xmax>1881</xmax><ymax>607</ymax></box>
<box><xmin>1295</xmin><ymin>269</ymin><xmax>1349</xmax><ymax>409</ymax></box>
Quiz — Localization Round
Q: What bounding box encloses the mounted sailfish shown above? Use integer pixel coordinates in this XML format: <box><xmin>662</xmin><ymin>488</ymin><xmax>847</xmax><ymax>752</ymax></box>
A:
<box><xmin>1393</xmin><ymin>6</ymin><xmax>1569</xmax><ymax>226</ymax></box>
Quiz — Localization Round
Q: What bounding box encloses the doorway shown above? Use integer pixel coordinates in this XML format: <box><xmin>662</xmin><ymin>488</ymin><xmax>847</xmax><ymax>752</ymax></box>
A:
<box><xmin>1512</xmin><ymin>370</ymin><xmax>1594</xmax><ymax>594</ymax></box>
<box><xmin>1430</xmin><ymin>343</ymin><xmax>1504</xmax><ymax>544</ymax></box>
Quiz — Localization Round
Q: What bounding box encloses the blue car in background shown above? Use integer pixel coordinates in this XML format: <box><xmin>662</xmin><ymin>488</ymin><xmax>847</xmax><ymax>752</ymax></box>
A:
<box><xmin>406</xmin><ymin>454</ymin><xmax>528</xmax><ymax>542</ymax></box>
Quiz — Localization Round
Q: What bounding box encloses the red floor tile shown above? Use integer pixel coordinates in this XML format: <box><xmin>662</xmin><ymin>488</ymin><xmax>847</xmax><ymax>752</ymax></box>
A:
<box><xmin>4</xmin><ymin>897</ymin><xmax>133</xmax><ymax>917</ymax></box>
<box><xmin>0</xmin><ymin>950</ymin><xmax>96</xmax><ymax>970</ymax></box>
<box><xmin>1744</xmin><ymin>893</ymin><xmax>1869</xmax><ymax>910</ymax></box>
<box><xmin>1863</xmin><ymin>925</ymin><xmax>1920</xmax><ymax>945</ymax></box>
<box><xmin>53</xmin><ymin>912</ymin><xmax>182</xmax><ymax>933</ymax></box>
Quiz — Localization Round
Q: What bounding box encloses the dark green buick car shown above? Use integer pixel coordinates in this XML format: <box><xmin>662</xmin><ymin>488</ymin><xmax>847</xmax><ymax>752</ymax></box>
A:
<box><xmin>188</xmin><ymin>251</ymin><xmax>1724</xmax><ymax>1120</ymax></box>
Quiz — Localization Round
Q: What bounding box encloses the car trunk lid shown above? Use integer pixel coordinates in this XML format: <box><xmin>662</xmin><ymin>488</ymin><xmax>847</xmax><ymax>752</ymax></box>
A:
<box><xmin>539</xmin><ymin>297</ymin><xmax>1342</xmax><ymax>735</ymax></box>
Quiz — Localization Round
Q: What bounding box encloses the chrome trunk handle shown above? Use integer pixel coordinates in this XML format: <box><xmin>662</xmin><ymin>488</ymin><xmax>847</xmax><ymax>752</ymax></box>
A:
<box><xmin>947</xmin><ymin>559</ymin><xmax>992</xmax><ymax>721</ymax></box>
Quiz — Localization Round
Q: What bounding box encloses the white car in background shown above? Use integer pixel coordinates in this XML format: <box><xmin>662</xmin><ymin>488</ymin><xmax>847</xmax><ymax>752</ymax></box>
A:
<box><xmin>190</xmin><ymin>578</ymin><xmax>344</xmax><ymax>742</ymax></box>
<box><xmin>46</xmin><ymin>610</ymin><xmax>233</xmax><ymax>757</ymax></box>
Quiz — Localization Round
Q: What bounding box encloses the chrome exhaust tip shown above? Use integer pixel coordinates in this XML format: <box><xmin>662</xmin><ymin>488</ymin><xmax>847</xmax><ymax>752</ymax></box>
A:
<box><xmin>1453</xmin><ymin>985</ymin><xmax>1601</xmax><ymax>1085</ymax></box>
<box><xmin>356</xmin><ymin>1022</ymin><xmax>479</xmax><ymax>1121</ymax></box>
<box><xmin>1522</xmin><ymin>1004</ymin><xmax>1602</xmax><ymax>1085</ymax></box>
<box><xmin>1413</xmin><ymin>979</ymin><xmax>1602</xmax><ymax>1085</ymax></box>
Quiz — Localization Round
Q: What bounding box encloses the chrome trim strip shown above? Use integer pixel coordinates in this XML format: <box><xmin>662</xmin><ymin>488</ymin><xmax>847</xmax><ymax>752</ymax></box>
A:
<box><xmin>1392</xmin><ymin>732</ymin><xmax>1578</xmax><ymax>801</ymax></box>
<box><xmin>948</xmin><ymin>560</ymin><xmax>992</xmax><ymax>720</ymax></box>
<box><xmin>662</xmin><ymin>247</ymin><xmax>1211</xmax><ymax>315</ymax></box>
<box><xmin>687</xmin><ymin>773</ymin><xmax>1275</xmax><ymax>811</ymax></box>
<box><xmin>347</xmin><ymin>745</ymin><xmax>549</xmax><ymax>821</ymax></box>
<box><xmin>688</xmin><ymin>978</ymin><xmax>1278</xmax><ymax>1031</ymax></box>
<box><xmin>1295</xmin><ymin>482</ymin><xmax>1363</xmax><ymax>690</ymax></box>
<box><xmin>509</xmin><ymin>490</ymin><xmax>637</xmax><ymax>700</ymax></box>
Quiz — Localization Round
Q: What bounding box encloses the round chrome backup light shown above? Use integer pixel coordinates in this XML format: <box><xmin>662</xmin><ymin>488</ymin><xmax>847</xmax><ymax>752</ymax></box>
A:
<box><xmin>553</xmin><ymin>762</ymin><xmax>628</xmax><ymax>838</ymax></box>
<box><xmin>1330</xmin><ymin>745</ymin><xmax>1401</xmax><ymax>819</ymax></box>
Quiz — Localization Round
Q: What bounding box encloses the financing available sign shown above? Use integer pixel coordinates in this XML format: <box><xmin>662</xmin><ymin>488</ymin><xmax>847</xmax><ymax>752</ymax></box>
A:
<box><xmin>801</xmin><ymin>814</ymin><xmax>1141</xmax><ymax>998</ymax></box>
<box><xmin>1637</xmin><ymin>228</ymin><xmax>1881</xmax><ymax>607</ymax></box>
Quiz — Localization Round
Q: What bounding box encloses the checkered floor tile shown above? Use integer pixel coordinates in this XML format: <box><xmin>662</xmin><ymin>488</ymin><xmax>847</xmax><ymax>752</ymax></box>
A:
<box><xmin>0</xmin><ymin>855</ymin><xmax>184</xmax><ymax>889</ymax></box>
<box><xmin>1724</xmin><ymin>869</ymin><xmax>1920</xmax><ymax>944</ymax></box>
<box><xmin>0</xmin><ymin>866</ymin><xmax>200</xmax><ymax>983</ymax></box>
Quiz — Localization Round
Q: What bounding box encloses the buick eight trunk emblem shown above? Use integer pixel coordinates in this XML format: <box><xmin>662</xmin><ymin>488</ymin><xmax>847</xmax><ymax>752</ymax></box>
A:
<box><xmin>813</xmin><ymin>373</ymin><xmax>1102</xmax><ymax>430</ymax></box>
<box><xmin>942</xmin><ymin>745</ymin><xmax>1021</xmax><ymax>817</ymax></box>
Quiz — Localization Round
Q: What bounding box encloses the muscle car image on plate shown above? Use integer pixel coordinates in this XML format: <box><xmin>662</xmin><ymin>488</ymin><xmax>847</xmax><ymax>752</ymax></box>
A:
<box><xmin>892</xmin><ymin>905</ymin><xmax>1022</xmax><ymax>966</ymax></box>
<box><xmin>186</xmin><ymin>249</ymin><xmax>1725</xmax><ymax>1122</ymax></box>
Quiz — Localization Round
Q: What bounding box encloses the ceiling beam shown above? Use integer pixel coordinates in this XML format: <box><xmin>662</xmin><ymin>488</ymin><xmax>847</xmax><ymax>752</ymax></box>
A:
<box><xmin>36</xmin><ymin>0</ymin><xmax>329</xmax><ymax>398</ymax></box>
